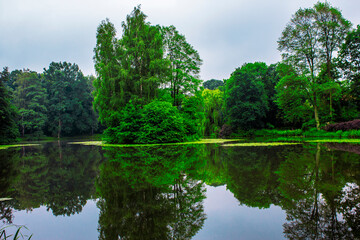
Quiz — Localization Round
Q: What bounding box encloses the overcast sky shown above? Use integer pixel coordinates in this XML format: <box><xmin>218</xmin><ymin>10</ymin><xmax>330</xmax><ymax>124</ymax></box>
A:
<box><xmin>1</xmin><ymin>0</ymin><xmax>359</xmax><ymax>81</ymax></box>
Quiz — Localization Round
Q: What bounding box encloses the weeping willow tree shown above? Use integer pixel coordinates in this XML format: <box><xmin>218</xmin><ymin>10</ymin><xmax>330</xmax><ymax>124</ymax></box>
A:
<box><xmin>202</xmin><ymin>89</ymin><xmax>224</xmax><ymax>137</ymax></box>
<box><xmin>93</xmin><ymin>6</ymin><xmax>166</xmax><ymax>127</ymax></box>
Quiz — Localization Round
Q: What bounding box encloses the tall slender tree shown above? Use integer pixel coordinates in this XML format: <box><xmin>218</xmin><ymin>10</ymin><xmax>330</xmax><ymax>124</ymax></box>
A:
<box><xmin>278</xmin><ymin>2</ymin><xmax>351</xmax><ymax>128</ymax></box>
<box><xmin>93</xmin><ymin>6</ymin><xmax>166</xmax><ymax>127</ymax></box>
<box><xmin>278</xmin><ymin>7</ymin><xmax>321</xmax><ymax>129</ymax></box>
<box><xmin>120</xmin><ymin>6</ymin><xmax>165</xmax><ymax>104</ymax></box>
<box><xmin>161</xmin><ymin>25</ymin><xmax>202</xmax><ymax>107</ymax></box>
<box><xmin>314</xmin><ymin>2</ymin><xmax>351</xmax><ymax>118</ymax></box>
<box><xmin>93</xmin><ymin>18</ymin><xmax>121</xmax><ymax>126</ymax></box>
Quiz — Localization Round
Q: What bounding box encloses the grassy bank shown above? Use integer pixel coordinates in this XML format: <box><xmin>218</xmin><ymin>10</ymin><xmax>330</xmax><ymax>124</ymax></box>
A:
<box><xmin>69</xmin><ymin>138</ymin><xmax>242</xmax><ymax>148</ymax></box>
<box><xmin>17</xmin><ymin>134</ymin><xmax>103</xmax><ymax>142</ymax></box>
<box><xmin>253</xmin><ymin>129</ymin><xmax>360</xmax><ymax>138</ymax></box>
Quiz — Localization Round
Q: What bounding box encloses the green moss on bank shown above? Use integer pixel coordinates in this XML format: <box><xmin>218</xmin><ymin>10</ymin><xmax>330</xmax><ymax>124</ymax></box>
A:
<box><xmin>305</xmin><ymin>139</ymin><xmax>360</xmax><ymax>143</ymax></box>
<box><xmin>69</xmin><ymin>138</ymin><xmax>242</xmax><ymax>148</ymax></box>
<box><xmin>0</xmin><ymin>144</ymin><xmax>40</xmax><ymax>150</ymax></box>
<box><xmin>254</xmin><ymin>129</ymin><xmax>360</xmax><ymax>138</ymax></box>
<box><xmin>224</xmin><ymin>142</ymin><xmax>301</xmax><ymax>147</ymax></box>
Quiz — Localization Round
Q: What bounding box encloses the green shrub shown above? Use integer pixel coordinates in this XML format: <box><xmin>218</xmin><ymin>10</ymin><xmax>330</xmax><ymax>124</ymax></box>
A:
<box><xmin>103</xmin><ymin>99</ymin><xmax>204</xmax><ymax>144</ymax></box>
<box><xmin>137</xmin><ymin>101</ymin><xmax>186</xmax><ymax>143</ymax></box>
<box><xmin>254</xmin><ymin>129</ymin><xmax>302</xmax><ymax>137</ymax></box>
<box><xmin>103</xmin><ymin>101</ymin><xmax>142</xmax><ymax>144</ymax></box>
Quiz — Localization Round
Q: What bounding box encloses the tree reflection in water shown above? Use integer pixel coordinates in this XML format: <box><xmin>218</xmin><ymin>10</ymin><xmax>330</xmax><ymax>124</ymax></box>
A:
<box><xmin>0</xmin><ymin>140</ymin><xmax>359</xmax><ymax>239</ymax></box>
<box><xmin>277</xmin><ymin>143</ymin><xmax>360</xmax><ymax>239</ymax></box>
<box><xmin>0</xmin><ymin>148</ymin><xmax>19</xmax><ymax>224</ymax></box>
<box><xmin>2</xmin><ymin>142</ymin><xmax>103</xmax><ymax>216</ymax></box>
<box><xmin>204</xmin><ymin>143</ymin><xmax>359</xmax><ymax>239</ymax></box>
<box><xmin>96</xmin><ymin>145</ymin><xmax>207</xmax><ymax>240</ymax></box>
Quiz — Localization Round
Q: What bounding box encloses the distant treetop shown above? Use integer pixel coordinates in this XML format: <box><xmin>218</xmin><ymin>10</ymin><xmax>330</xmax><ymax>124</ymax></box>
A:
<box><xmin>203</xmin><ymin>79</ymin><xmax>224</xmax><ymax>90</ymax></box>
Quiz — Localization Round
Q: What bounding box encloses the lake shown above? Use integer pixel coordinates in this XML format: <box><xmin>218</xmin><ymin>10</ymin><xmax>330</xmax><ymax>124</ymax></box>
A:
<box><xmin>0</xmin><ymin>140</ymin><xmax>359</xmax><ymax>239</ymax></box>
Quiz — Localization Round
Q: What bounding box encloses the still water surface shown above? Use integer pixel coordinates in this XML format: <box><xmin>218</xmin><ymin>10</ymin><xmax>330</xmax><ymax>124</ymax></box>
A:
<box><xmin>0</xmin><ymin>140</ymin><xmax>359</xmax><ymax>239</ymax></box>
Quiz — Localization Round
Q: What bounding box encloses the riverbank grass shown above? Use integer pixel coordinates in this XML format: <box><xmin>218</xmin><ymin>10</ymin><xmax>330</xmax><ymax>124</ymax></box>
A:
<box><xmin>0</xmin><ymin>144</ymin><xmax>40</xmax><ymax>150</ymax></box>
<box><xmin>69</xmin><ymin>138</ymin><xmax>242</xmax><ymax>148</ymax></box>
<box><xmin>254</xmin><ymin>129</ymin><xmax>360</xmax><ymax>138</ymax></box>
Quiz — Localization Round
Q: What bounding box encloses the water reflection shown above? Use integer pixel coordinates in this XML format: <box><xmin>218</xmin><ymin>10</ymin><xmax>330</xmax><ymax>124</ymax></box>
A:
<box><xmin>96</xmin><ymin>145</ymin><xmax>207</xmax><ymax>240</ymax></box>
<box><xmin>3</xmin><ymin>142</ymin><xmax>102</xmax><ymax>216</ymax></box>
<box><xmin>276</xmin><ymin>143</ymin><xmax>360</xmax><ymax>239</ymax></box>
<box><xmin>0</xmin><ymin>141</ymin><xmax>359</xmax><ymax>239</ymax></box>
<box><xmin>0</xmin><ymin>148</ymin><xmax>19</xmax><ymax>224</ymax></box>
<box><xmin>194</xmin><ymin>143</ymin><xmax>359</xmax><ymax>239</ymax></box>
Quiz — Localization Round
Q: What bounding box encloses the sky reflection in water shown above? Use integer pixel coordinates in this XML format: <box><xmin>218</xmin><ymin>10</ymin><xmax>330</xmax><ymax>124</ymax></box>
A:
<box><xmin>0</xmin><ymin>141</ymin><xmax>359</xmax><ymax>239</ymax></box>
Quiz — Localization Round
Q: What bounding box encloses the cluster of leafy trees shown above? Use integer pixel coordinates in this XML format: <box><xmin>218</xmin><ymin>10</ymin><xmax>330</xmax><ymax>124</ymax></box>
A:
<box><xmin>0</xmin><ymin>68</ymin><xmax>18</xmax><ymax>143</ymax></box>
<box><xmin>0</xmin><ymin>62</ymin><xmax>99</xmax><ymax>142</ymax></box>
<box><xmin>93</xmin><ymin>6</ymin><xmax>203</xmax><ymax>143</ymax></box>
<box><xmin>203</xmin><ymin>2</ymin><xmax>360</xmax><ymax>134</ymax></box>
<box><xmin>94</xmin><ymin>2</ymin><xmax>360</xmax><ymax>142</ymax></box>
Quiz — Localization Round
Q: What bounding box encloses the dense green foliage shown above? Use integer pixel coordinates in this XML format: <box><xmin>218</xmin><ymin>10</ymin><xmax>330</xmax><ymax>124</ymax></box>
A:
<box><xmin>93</xmin><ymin>10</ymin><xmax>165</xmax><ymax>122</ymax></box>
<box><xmin>203</xmin><ymin>79</ymin><xmax>224</xmax><ymax>90</ymax></box>
<box><xmin>225</xmin><ymin>62</ymin><xmax>270</xmax><ymax>131</ymax></box>
<box><xmin>218</xmin><ymin>2</ymin><xmax>359</xmax><ymax>134</ymax></box>
<box><xmin>12</xmin><ymin>70</ymin><xmax>47</xmax><ymax>137</ymax></box>
<box><xmin>138</xmin><ymin>101</ymin><xmax>185</xmax><ymax>143</ymax></box>
<box><xmin>93</xmin><ymin>8</ymin><xmax>166</xmax><ymax>127</ymax></box>
<box><xmin>0</xmin><ymin>63</ymin><xmax>99</xmax><ymax>141</ymax></box>
<box><xmin>93</xmin><ymin>6</ymin><xmax>203</xmax><ymax>144</ymax></box>
<box><xmin>0</xmin><ymin>68</ymin><xmax>18</xmax><ymax>143</ymax></box>
<box><xmin>43</xmin><ymin>62</ymin><xmax>98</xmax><ymax>137</ymax></box>
<box><xmin>161</xmin><ymin>25</ymin><xmax>202</xmax><ymax>107</ymax></box>
<box><xmin>337</xmin><ymin>25</ymin><xmax>360</xmax><ymax>118</ymax></box>
<box><xmin>202</xmin><ymin>89</ymin><xmax>224</xmax><ymax>137</ymax></box>
<box><xmin>104</xmin><ymin>101</ymin><xmax>186</xmax><ymax>144</ymax></box>
<box><xmin>275</xmin><ymin>64</ymin><xmax>313</xmax><ymax>126</ymax></box>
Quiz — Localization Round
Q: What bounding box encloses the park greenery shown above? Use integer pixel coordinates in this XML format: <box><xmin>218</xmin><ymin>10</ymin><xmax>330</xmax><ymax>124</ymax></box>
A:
<box><xmin>1</xmin><ymin>2</ymin><xmax>360</xmax><ymax>144</ymax></box>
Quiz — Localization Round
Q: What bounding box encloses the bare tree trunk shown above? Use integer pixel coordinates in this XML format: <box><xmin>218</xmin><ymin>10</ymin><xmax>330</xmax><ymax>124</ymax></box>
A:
<box><xmin>58</xmin><ymin>119</ymin><xmax>61</xmax><ymax>139</ymax></box>
<box><xmin>22</xmin><ymin>115</ymin><xmax>24</xmax><ymax>137</ymax></box>
<box><xmin>330</xmin><ymin>91</ymin><xmax>333</xmax><ymax>119</ymax></box>
<box><xmin>313</xmin><ymin>95</ymin><xmax>320</xmax><ymax>130</ymax></box>
<box><xmin>58</xmin><ymin>139</ymin><xmax>62</xmax><ymax>160</ymax></box>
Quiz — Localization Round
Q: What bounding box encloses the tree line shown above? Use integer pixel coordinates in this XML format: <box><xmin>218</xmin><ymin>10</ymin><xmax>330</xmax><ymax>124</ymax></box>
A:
<box><xmin>92</xmin><ymin>2</ymin><xmax>360</xmax><ymax>142</ymax></box>
<box><xmin>1</xmin><ymin>2</ymin><xmax>360</xmax><ymax>143</ymax></box>
<box><xmin>0</xmin><ymin>62</ymin><xmax>99</xmax><ymax>143</ymax></box>
<box><xmin>204</xmin><ymin>2</ymin><xmax>360</xmax><ymax>136</ymax></box>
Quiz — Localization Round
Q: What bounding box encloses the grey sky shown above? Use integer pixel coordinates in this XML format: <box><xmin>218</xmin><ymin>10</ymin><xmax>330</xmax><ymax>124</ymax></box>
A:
<box><xmin>1</xmin><ymin>0</ymin><xmax>359</xmax><ymax>81</ymax></box>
